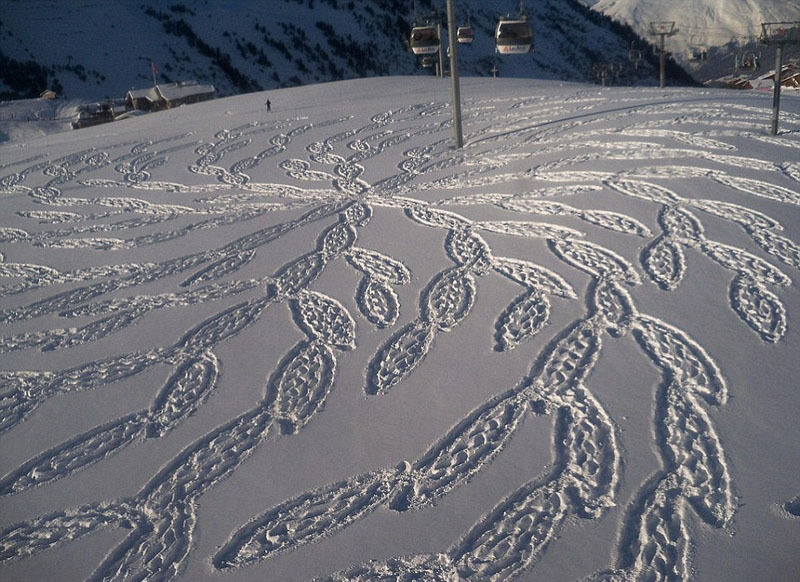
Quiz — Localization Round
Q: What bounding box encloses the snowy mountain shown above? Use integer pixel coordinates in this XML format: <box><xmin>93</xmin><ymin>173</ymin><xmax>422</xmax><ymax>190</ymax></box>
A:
<box><xmin>584</xmin><ymin>0</ymin><xmax>800</xmax><ymax>79</ymax></box>
<box><xmin>0</xmin><ymin>0</ymin><xmax>693</xmax><ymax>101</ymax></box>
<box><xmin>0</xmin><ymin>76</ymin><xmax>799</xmax><ymax>582</ymax></box>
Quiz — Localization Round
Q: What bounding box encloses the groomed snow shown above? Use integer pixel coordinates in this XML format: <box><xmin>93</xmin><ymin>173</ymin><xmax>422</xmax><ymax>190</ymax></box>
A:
<box><xmin>0</xmin><ymin>76</ymin><xmax>799</xmax><ymax>582</ymax></box>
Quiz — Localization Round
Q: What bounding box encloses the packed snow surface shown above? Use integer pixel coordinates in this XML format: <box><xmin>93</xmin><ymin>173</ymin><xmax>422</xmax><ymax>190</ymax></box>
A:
<box><xmin>0</xmin><ymin>77</ymin><xmax>799</xmax><ymax>582</ymax></box>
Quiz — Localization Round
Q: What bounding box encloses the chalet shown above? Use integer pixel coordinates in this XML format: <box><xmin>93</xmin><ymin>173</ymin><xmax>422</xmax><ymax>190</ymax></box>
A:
<box><xmin>124</xmin><ymin>81</ymin><xmax>215</xmax><ymax>112</ymax></box>
<box><xmin>124</xmin><ymin>87</ymin><xmax>163</xmax><ymax>112</ymax></box>
<box><xmin>71</xmin><ymin>102</ymin><xmax>114</xmax><ymax>129</ymax></box>
<box><xmin>158</xmin><ymin>81</ymin><xmax>215</xmax><ymax>108</ymax></box>
<box><xmin>39</xmin><ymin>90</ymin><xmax>57</xmax><ymax>100</ymax></box>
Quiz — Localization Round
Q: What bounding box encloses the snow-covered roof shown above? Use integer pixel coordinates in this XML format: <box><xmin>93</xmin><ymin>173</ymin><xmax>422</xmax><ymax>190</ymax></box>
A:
<box><xmin>156</xmin><ymin>81</ymin><xmax>215</xmax><ymax>102</ymax></box>
<box><xmin>125</xmin><ymin>87</ymin><xmax>160</xmax><ymax>102</ymax></box>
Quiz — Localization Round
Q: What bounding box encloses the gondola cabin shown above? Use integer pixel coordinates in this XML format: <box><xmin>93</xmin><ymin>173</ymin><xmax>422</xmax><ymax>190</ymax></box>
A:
<box><xmin>457</xmin><ymin>25</ymin><xmax>475</xmax><ymax>44</ymax></box>
<box><xmin>495</xmin><ymin>18</ymin><xmax>533</xmax><ymax>54</ymax></box>
<box><xmin>736</xmin><ymin>51</ymin><xmax>760</xmax><ymax>72</ymax></box>
<box><xmin>410</xmin><ymin>25</ymin><xmax>439</xmax><ymax>55</ymax></box>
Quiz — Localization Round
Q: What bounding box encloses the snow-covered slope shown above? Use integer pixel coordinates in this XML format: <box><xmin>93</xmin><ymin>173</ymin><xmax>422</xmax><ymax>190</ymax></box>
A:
<box><xmin>1</xmin><ymin>77</ymin><xmax>799</xmax><ymax>582</ymax></box>
<box><xmin>589</xmin><ymin>0</ymin><xmax>800</xmax><ymax>69</ymax></box>
<box><xmin>593</xmin><ymin>0</ymin><xmax>798</xmax><ymax>45</ymax></box>
<box><xmin>1</xmin><ymin>0</ymin><xmax>686</xmax><ymax>101</ymax></box>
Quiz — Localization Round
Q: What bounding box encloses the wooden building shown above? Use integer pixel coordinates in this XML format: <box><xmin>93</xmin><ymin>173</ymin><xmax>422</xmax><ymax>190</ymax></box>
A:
<box><xmin>124</xmin><ymin>81</ymin><xmax>215</xmax><ymax>112</ymax></box>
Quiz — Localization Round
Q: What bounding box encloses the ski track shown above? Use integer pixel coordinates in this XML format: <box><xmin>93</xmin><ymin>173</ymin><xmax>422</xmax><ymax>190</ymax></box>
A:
<box><xmin>0</xmin><ymin>85</ymin><xmax>799</xmax><ymax>582</ymax></box>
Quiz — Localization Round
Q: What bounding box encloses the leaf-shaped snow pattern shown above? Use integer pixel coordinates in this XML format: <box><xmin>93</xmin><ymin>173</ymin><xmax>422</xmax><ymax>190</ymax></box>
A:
<box><xmin>88</xmin><ymin>502</ymin><xmax>196</xmax><ymax>582</ymax></box>
<box><xmin>0</xmin><ymin>228</ymin><xmax>30</xmax><ymax>242</ymax></box>
<box><xmin>663</xmin><ymin>387</ymin><xmax>735</xmax><ymax>527</ymax></box>
<box><xmin>0</xmin><ymin>263</ymin><xmax>60</xmax><ymax>279</ymax></box>
<box><xmin>561</xmin><ymin>394</ymin><xmax>619</xmax><ymax>518</ymax></box>
<box><xmin>534</xmin><ymin>170</ymin><xmax>615</xmax><ymax>182</ymax></box>
<box><xmin>399</xmin><ymin>390</ymin><xmax>527</xmax><ymax>511</ymax></box>
<box><xmin>674</xmin><ymin>133</ymin><xmax>736</xmax><ymax>150</ymax></box>
<box><xmin>279</xmin><ymin>158</ymin><xmax>330</xmax><ymax>181</ymax></box>
<box><xmin>688</xmin><ymin>199</ymin><xmax>781</xmax><ymax>231</ymax></box>
<box><xmin>749</xmin><ymin>228</ymin><xmax>800</xmax><ymax>270</ymax></box>
<box><xmin>365</xmin><ymin>320</ymin><xmax>435</xmax><ymax>395</ymax></box>
<box><xmin>52</xmin><ymin>348</ymin><xmax>165</xmax><ymax>395</ymax></box>
<box><xmin>445</xmin><ymin>228</ymin><xmax>493</xmax><ymax>273</ymax></box>
<box><xmin>452</xmin><ymin>479</ymin><xmax>568</xmax><ymax>582</ymax></box>
<box><xmin>590</xmin><ymin>278</ymin><xmax>636</xmax><ymax>335</ymax></box>
<box><xmin>438</xmin><ymin>192</ymin><xmax>510</xmax><ymax>206</ymax></box>
<box><xmin>700</xmin><ymin>240</ymin><xmax>791</xmax><ymax>287</ymax></box>
<box><xmin>642</xmin><ymin>236</ymin><xmax>686</xmax><ymax>291</ymax></box>
<box><xmin>605</xmin><ymin>180</ymin><xmax>683</xmax><ymax>204</ymax></box>
<box><xmin>0</xmin><ymin>501</ymin><xmax>139</xmax><ymax>562</ymax></box>
<box><xmin>274</xmin><ymin>251</ymin><xmax>327</xmax><ymax>297</ymax></box>
<box><xmin>634</xmin><ymin>316</ymin><xmax>726</xmax><ymax>405</ymax></box>
<box><xmin>179</xmin><ymin>296</ymin><xmax>272</xmax><ymax>352</ymax></box>
<box><xmin>497</xmin><ymin>198</ymin><xmax>561</xmax><ymax>215</ymax></box>
<box><xmin>53</xmin><ymin>307</ymin><xmax>151</xmax><ymax>350</ymax></box>
<box><xmin>478</xmin><ymin>220</ymin><xmax>583</xmax><ymax>240</ymax></box>
<box><xmin>550</xmin><ymin>239</ymin><xmax>640</xmax><ymax>284</ymax></box>
<box><xmin>317</xmin><ymin>221</ymin><xmax>357</xmax><ymax>257</ymax></box>
<box><xmin>321</xmin><ymin>553</ymin><xmax>459</xmax><ymax>582</ymax></box>
<box><xmin>0</xmin><ymin>372</ymin><xmax>53</xmax><ymax>434</ymax></box>
<box><xmin>729</xmin><ymin>275</ymin><xmax>786</xmax><ymax>343</ymax></box>
<box><xmin>532</xmin><ymin>323</ymin><xmax>601</xmax><ymax>399</ymax></box>
<box><xmin>357</xmin><ymin>276</ymin><xmax>400</xmax><ymax>328</ymax></box>
<box><xmin>491</xmin><ymin>257</ymin><xmax>576</xmax><ymax>298</ymax></box>
<box><xmin>342</xmin><ymin>201</ymin><xmax>372</xmax><ymax>227</ymax></box>
<box><xmin>292</xmin><ymin>291</ymin><xmax>356</xmax><ymax>350</ymax></box>
<box><xmin>179</xmin><ymin>249</ymin><xmax>256</xmax><ymax>287</ymax></box>
<box><xmin>0</xmin><ymin>412</ymin><xmax>145</xmax><ymax>495</ymax></box>
<box><xmin>148</xmin><ymin>406</ymin><xmax>276</xmax><ymax>500</ymax></box>
<box><xmin>35</xmin><ymin>237</ymin><xmax>134</xmax><ymax>251</ymax></box>
<box><xmin>405</xmin><ymin>203</ymin><xmax>472</xmax><ymax>229</ymax></box>
<box><xmin>422</xmin><ymin>268</ymin><xmax>476</xmax><ymax>331</ymax></box>
<box><xmin>704</xmin><ymin>154</ymin><xmax>777</xmax><ymax>172</ymax></box>
<box><xmin>346</xmin><ymin>247</ymin><xmax>410</xmax><ymax>285</ymax></box>
<box><xmin>267</xmin><ymin>341</ymin><xmax>336</xmax><ymax>433</ymax></box>
<box><xmin>148</xmin><ymin>351</ymin><xmax>220</xmax><ymax>436</ymax></box>
<box><xmin>658</xmin><ymin>206</ymin><xmax>704</xmax><ymax>244</ymax></box>
<box><xmin>495</xmin><ymin>290</ymin><xmax>550</xmax><ymax>351</ymax></box>
<box><xmin>213</xmin><ymin>471</ymin><xmax>393</xmax><ymax>568</ymax></box>
<box><xmin>626</xmin><ymin>482</ymin><xmax>691</xmax><ymax>582</ymax></box>
<box><xmin>578</xmin><ymin>209</ymin><xmax>651</xmax><ymax>237</ymax></box>
<box><xmin>711</xmin><ymin>173</ymin><xmax>800</xmax><ymax>205</ymax></box>
<box><xmin>621</xmin><ymin>165</ymin><xmax>712</xmax><ymax>179</ymax></box>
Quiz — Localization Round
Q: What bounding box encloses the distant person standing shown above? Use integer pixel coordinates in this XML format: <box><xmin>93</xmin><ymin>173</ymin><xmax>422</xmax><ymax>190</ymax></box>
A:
<box><xmin>265</xmin><ymin>99</ymin><xmax>271</xmax><ymax>112</ymax></box>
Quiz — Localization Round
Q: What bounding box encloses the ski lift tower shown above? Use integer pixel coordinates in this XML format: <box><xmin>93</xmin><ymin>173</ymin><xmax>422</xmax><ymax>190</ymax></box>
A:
<box><xmin>445</xmin><ymin>0</ymin><xmax>463</xmax><ymax>148</ymax></box>
<box><xmin>760</xmin><ymin>22</ymin><xmax>800</xmax><ymax>135</ymax></box>
<box><xmin>649</xmin><ymin>22</ymin><xmax>678</xmax><ymax>88</ymax></box>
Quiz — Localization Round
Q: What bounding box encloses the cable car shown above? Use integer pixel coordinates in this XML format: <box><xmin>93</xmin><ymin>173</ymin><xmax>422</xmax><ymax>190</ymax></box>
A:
<box><xmin>421</xmin><ymin>55</ymin><xmax>435</xmax><ymax>68</ymax></box>
<box><xmin>457</xmin><ymin>25</ymin><xmax>475</xmax><ymax>44</ymax></box>
<box><xmin>495</xmin><ymin>16</ymin><xmax>533</xmax><ymax>54</ymax></box>
<box><xmin>410</xmin><ymin>24</ymin><xmax>439</xmax><ymax>55</ymax></box>
<box><xmin>735</xmin><ymin>51</ymin><xmax>760</xmax><ymax>72</ymax></box>
<box><xmin>687</xmin><ymin>46</ymin><xmax>707</xmax><ymax>62</ymax></box>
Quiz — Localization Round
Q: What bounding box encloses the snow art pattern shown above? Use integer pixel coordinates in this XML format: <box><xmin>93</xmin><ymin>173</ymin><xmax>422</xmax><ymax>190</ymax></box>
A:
<box><xmin>1</xmin><ymin>85</ymin><xmax>799</xmax><ymax>581</ymax></box>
